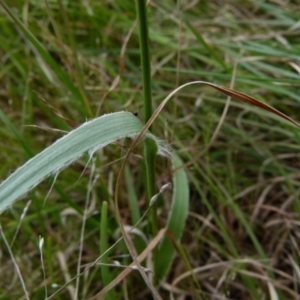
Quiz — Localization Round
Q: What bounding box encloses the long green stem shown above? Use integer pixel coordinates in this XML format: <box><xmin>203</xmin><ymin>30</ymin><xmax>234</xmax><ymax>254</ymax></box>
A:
<box><xmin>135</xmin><ymin>0</ymin><xmax>158</xmax><ymax>235</ymax></box>
<box><xmin>136</xmin><ymin>0</ymin><xmax>153</xmax><ymax>124</ymax></box>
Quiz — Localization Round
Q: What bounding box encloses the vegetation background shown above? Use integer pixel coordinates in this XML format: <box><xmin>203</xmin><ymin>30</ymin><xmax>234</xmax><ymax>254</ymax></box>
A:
<box><xmin>0</xmin><ymin>0</ymin><xmax>300</xmax><ymax>299</ymax></box>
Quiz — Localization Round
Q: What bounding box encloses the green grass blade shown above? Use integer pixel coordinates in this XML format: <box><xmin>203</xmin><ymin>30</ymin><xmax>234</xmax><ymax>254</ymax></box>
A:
<box><xmin>155</xmin><ymin>152</ymin><xmax>189</xmax><ymax>279</ymax></box>
<box><xmin>0</xmin><ymin>112</ymin><xmax>153</xmax><ymax>213</ymax></box>
<box><xmin>125</xmin><ymin>165</ymin><xmax>141</xmax><ymax>226</ymax></box>
<box><xmin>100</xmin><ymin>201</ymin><xmax>116</xmax><ymax>300</ymax></box>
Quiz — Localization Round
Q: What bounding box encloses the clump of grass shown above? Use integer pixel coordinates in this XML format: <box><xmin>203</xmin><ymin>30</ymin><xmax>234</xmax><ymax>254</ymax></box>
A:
<box><xmin>1</xmin><ymin>1</ymin><xmax>300</xmax><ymax>299</ymax></box>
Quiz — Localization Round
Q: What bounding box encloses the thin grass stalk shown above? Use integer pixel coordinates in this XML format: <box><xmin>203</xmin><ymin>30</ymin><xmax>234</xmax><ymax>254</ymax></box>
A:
<box><xmin>135</xmin><ymin>0</ymin><xmax>158</xmax><ymax>236</ymax></box>
<box><xmin>100</xmin><ymin>201</ymin><xmax>116</xmax><ymax>300</ymax></box>
<box><xmin>125</xmin><ymin>165</ymin><xmax>141</xmax><ymax>226</ymax></box>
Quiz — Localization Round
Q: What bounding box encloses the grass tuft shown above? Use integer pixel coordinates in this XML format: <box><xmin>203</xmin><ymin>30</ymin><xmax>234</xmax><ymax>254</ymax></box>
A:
<box><xmin>1</xmin><ymin>1</ymin><xmax>300</xmax><ymax>299</ymax></box>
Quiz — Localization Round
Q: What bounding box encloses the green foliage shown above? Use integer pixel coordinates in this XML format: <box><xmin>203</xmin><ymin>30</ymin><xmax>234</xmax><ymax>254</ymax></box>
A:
<box><xmin>0</xmin><ymin>0</ymin><xmax>300</xmax><ymax>299</ymax></box>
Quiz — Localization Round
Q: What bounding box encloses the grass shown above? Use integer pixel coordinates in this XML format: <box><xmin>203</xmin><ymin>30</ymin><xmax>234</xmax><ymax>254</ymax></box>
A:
<box><xmin>1</xmin><ymin>0</ymin><xmax>300</xmax><ymax>299</ymax></box>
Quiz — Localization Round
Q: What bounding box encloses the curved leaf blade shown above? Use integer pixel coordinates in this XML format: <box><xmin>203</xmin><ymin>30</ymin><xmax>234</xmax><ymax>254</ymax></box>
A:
<box><xmin>155</xmin><ymin>152</ymin><xmax>189</xmax><ymax>279</ymax></box>
<box><xmin>0</xmin><ymin>112</ymin><xmax>144</xmax><ymax>212</ymax></box>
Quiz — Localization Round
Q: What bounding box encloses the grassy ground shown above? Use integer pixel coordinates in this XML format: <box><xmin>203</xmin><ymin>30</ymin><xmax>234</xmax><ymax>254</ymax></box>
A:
<box><xmin>1</xmin><ymin>0</ymin><xmax>300</xmax><ymax>299</ymax></box>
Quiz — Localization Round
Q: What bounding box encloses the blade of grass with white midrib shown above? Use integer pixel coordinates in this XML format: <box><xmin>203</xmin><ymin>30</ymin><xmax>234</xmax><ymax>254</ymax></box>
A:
<box><xmin>0</xmin><ymin>112</ymin><xmax>152</xmax><ymax>213</ymax></box>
